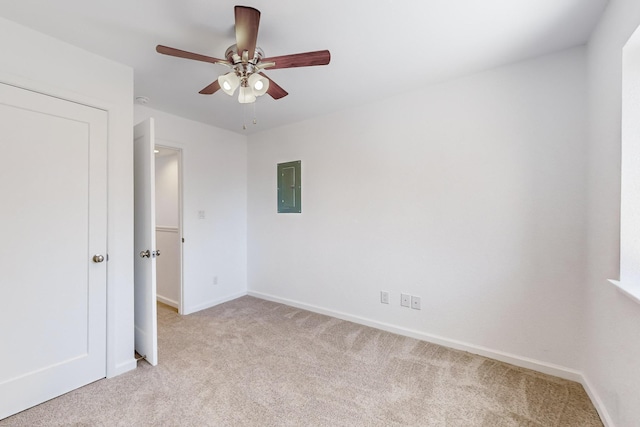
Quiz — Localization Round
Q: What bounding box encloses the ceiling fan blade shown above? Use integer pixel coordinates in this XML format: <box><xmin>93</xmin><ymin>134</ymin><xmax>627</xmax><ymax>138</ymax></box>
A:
<box><xmin>259</xmin><ymin>73</ymin><xmax>288</xmax><ymax>99</ymax></box>
<box><xmin>156</xmin><ymin>45</ymin><xmax>225</xmax><ymax>64</ymax></box>
<box><xmin>199</xmin><ymin>80</ymin><xmax>221</xmax><ymax>95</ymax></box>
<box><xmin>261</xmin><ymin>50</ymin><xmax>331</xmax><ymax>70</ymax></box>
<box><xmin>235</xmin><ymin>6</ymin><xmax>260</xmax><ymax>59</ymax></box>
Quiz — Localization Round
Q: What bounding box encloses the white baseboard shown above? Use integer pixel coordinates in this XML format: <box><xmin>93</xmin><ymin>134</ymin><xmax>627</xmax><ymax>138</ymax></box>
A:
<box><xmin>248</xmin><ymin>290</ymin><xmax>613</xmax><ymax>426</ymax></box>
<box><xmin>156</xmin><ymin>295</ymin><xmax>178</xmax><ymax>309</ymax></box>
<box><xmin>183</xmin><ymin>291</ymin><xmax>247</xmax><ymax>315</ymax></box>
<box><xmin>580</xmin><ymin>375</ymin><xmax>614</xmax><ymax>427</ymax></box>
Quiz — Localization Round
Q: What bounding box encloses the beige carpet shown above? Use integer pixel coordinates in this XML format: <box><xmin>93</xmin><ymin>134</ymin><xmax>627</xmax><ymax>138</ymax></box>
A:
<box><xmin>1</xmin><ymin>296</ymin><xmax>602</xmax><ymax>426</ymax></box>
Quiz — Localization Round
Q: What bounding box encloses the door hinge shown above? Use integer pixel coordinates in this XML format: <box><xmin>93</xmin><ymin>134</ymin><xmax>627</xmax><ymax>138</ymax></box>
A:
<box><xmin>182</xmin><ymin>238</ymin><xmax>185</xmax><ymax>243</ymax></box>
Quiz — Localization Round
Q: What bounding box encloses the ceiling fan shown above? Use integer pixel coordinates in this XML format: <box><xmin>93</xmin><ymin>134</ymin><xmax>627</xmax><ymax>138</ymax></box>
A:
<box><xmin>156</xmin><ymin>5</ymin><xmax>331</xmax><ymax>104</ymax></box>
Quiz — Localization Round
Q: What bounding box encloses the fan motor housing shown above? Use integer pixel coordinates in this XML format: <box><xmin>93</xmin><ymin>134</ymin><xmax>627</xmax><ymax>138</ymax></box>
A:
<box><xmin>225</xmin><ymin>44</ymin><xmax>265</xmax><ymax>83</ymax></box>
<box><xmin>225</xmin><ymin>44</ymin><xmax>264</xmax><ymax>65</ymax></box>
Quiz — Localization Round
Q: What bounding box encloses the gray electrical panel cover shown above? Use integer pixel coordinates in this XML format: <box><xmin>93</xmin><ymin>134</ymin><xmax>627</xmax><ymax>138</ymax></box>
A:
<box><xmin>277</xmin><ymin>160</ymin><xmax>301</xmax><ymax>213</ymax></box>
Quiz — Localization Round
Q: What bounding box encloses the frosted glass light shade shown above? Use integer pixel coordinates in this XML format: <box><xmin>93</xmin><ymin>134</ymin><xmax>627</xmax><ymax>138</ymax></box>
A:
<box><xmin>218</xmin><ymin>72</ymin><xmax>240</xmax><ymax>96</ymax></box>
<box><xmin>248</xmin><ymin>73</ymin><xmax>270</xmax><ymax>97</ymax></box>
<box><xmin>238</xmin><ymin>86</ymin><xmax>256</xmax><ymax>104</ymax></box>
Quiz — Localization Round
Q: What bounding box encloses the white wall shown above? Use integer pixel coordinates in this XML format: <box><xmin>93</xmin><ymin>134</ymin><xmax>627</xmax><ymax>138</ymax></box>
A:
<box><xmin>584</xmin><ymin>0</ymin><xmax>640</xmax><ymax>425</ymax></box>
<box><xmin>155</xmin><ymin>152</ymin><xmax>181</xmax><ymax>306</ymax></box>
<box><xmin>248</xmin><ymin>47</ymin><xmax>589</xmax><ymax>374</ymax></box>
<box><xmin>0</xmin><ymin>17</ymin><xmax>135</xmax><ymax>377</ymax></box>
<box><xmin>156</xmin><ymin>227</ymin><xmax>181</xmax><ymax>306</ymax></box>
<box><xmin>135</xmin><ymin>106</ymin><xmax>248</xmax><ymax>314</ymax></box>
<box><xmin>155</xmin><ymin>153</ymin><xmax>179</xmax><ymax>227</ymax></box>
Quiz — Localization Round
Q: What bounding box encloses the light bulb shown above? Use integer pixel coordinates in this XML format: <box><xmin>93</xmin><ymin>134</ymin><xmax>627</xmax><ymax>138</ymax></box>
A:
<box><xmin>248</xmin><ymin>73</ymin><xmax>269</xmax><ymax>97</ymax></box>
<box><xmin>218</xmin><ymin>72</ymin><xmax>240</xmax><ymax>96</ymax></box>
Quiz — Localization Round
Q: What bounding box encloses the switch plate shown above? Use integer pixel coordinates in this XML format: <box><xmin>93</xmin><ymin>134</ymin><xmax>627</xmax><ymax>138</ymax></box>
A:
<box><xmin>401</xmin><ymin>293</ymin><xmax>411</xmax><ymax>308</ymax></box>
<box><xmin>380</xmin><ymin>291</ymin><xmax>389</xmax><ymax>304</ymax></box>
<box><xmin>411</xmin><ymin>296</ymin><xmax>421</xmax><ymax>310</ymax></box>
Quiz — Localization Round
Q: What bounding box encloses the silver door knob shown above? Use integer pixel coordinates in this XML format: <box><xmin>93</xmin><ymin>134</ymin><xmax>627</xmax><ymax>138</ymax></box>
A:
<box><xmin>139</xmin><ymin>250</ymin><xmax>151</xmax><ymax>258</ymax></box>
<box><xmin>153</xmin><ymin>250</ymin><xmax>161</xmax><ymax>257</ymax></box>
<box><xmin>93</xmin><ymin>254</ymin><xmax>105</xmax><ymax>263</ymax></box>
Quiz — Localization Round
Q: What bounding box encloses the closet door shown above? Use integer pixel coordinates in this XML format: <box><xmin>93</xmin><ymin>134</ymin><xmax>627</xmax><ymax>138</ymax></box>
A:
<box><xmin>0</xmin><ymin>83</ymin><xmax>108</xmax><ymax>419</ymax></box>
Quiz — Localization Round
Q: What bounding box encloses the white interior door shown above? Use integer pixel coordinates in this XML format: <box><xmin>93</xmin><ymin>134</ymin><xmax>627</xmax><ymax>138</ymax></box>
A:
<box><xmin>0</xmin><ymin>83</ymin><xmax>107</xmax><ymax>419</ymax></box>
<box><xmin>133</xmin><ymin>118</ymin><xmax>158</xmax><ymax>366</ymax></box>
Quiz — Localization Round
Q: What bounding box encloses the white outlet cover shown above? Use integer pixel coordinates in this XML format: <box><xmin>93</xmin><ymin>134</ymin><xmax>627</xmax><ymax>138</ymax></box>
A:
<box><xmin>411</xmin><ymin>296</ymin><xmax>421</xmax><ymax>310</ymax></box>
<box><xmin>380</xmin><ymin>291</ymin><xmax>389</xmax><ymax>304</ymax></box>
<box><xmin>401</xmin><ymin>293</ymin><xmax>411</xmax><ymax>307</ymax></box>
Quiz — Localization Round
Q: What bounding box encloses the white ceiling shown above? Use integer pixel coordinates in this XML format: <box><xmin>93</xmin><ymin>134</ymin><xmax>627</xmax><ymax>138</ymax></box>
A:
<box><xmin>0</xmin><ymin>0</ymin><xmax>608</xmax><ymax>135</ymax></box>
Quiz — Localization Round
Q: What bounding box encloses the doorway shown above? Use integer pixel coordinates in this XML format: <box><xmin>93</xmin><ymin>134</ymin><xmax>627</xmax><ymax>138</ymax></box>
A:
<box><xmin>154</xmin><ymin>144</ymin><xmax>184</xmax><ymax>314</ymax></box>
<box><xmin>133</xmin><ymin>120</ymin><xmax>184</xmax><ymax>365</ymax></box>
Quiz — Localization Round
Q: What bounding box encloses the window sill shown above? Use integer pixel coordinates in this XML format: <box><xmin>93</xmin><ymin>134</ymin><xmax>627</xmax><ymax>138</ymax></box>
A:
<box><xmin>608</xmin><ymin>279</ymin><xmax>640</xmax><ymax>305</ymax></box>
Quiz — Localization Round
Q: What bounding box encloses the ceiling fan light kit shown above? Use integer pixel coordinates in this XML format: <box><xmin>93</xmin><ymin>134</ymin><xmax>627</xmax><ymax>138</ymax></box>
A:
<box><xmin>248</xmin><ymin>73</ymin><xmax>269</xmax><ymax>96</ymax></box>
<box><xmin>218</xmin><ymin>72</ymin><xmax>240</xmax><ymax>95</ymax></box>
<box><xmin>217</xmin><ymin>44</ymin><xmax>270</xmax><ymax>102</ymax></box>
<box><xmin>238</xmin><ymin>85</ymin><xmax>257</xmax><ymax>104</ymax></box>
<box><xmin>156</xmin><ymin>5</ymin><xmax>331</xmax><ymax>116</ymax></box>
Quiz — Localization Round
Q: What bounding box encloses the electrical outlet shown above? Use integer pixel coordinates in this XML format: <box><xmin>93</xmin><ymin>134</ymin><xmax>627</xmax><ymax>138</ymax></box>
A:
<box><xmin>213</xmin><ymin>276</ymin><xmax>218</xmax><ymax>285</ymax></box>
<box><xmin>411</xmin><ymin>296</ymin><xmax>421</xmax><ymax>310</ymax></box>
<box><xmin>401</xmin><ymin>293</ymin><xmax>411</xmax><ymax>308</ymax></box>
<box><xmin>380</xmin><ymin>291</ymin><xmax>389</xmax><ymax>304</ymax></box>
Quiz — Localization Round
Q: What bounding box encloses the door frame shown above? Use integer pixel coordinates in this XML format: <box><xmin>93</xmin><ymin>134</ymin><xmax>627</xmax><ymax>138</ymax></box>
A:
<box><xmin>155</xmin><ymin>142</ymin><xmax>185</xmax><ymax>315</ymax></box>
<box><xmin>0</xmin><ymin>72</ymin><xmax>135</xmax><ymax>379</ymax></box>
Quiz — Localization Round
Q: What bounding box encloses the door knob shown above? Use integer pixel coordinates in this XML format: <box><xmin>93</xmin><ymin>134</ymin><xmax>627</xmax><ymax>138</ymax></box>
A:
<box><xmin>153</xmin><ymin>250</ymin><xmax>161</xmax><ymax>257</ymax></box>
<box><xmin>139</xmin><ymin>250</ymin><xmax>151</xmax><ymax>258</ymax></box>
<box><xmin>93</xmin><ymin>254</ymin><xmax>105</xmax><ymax>263</ymax></box>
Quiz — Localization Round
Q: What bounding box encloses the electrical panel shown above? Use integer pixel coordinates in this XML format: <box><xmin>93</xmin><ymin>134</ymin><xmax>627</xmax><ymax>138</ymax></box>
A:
<box><xmin>277</xmin><ymin>160</ymin><xmax>301</xmax><ymax>213</ymax></box>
